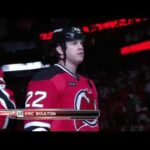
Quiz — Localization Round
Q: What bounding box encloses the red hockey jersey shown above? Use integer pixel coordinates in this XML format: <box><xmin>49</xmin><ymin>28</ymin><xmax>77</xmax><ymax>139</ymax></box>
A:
<box><xmin>24</xmin><ymin>64</ymin><xmax>100</xmax><ymax>131</ymax></box>
<box><xmin>0</xmin><ymin>69</ymin><xmax>16</xmax><ymax>129</ymax></box>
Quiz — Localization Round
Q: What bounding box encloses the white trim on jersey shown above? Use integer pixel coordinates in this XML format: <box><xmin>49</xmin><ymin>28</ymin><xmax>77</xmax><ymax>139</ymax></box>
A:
<box><xmin>0</xmin><ymin>89</ymin><xmax>16</xmax><ymax>108</ymax></box>
<box><xmin>0</xmin><ymin>78</ymin><xmax>5</xmax><ymax>82</ymax></box>
<box><xmin>54</xmin><ymin>64</ymin><xmax>77</xmax><ymax>78</ymax></box>
<box><xmin>0</xmin><ymin>98</ymin><xmax>8</xmax><ymax>109</ymax></box>
<box><xmin>24</xmin><ymin>121</ymin><xmax>51</xmax><ymax>129</ymax></box>
<box><xmin>0</xmin><ymin>78</ymin><xmax>6</xmax><ymax>89</ymax></box>
<box><xmin>32</xmin><ymin>128</ymin><xmax>48</xmax><ymax>131</ymax></box>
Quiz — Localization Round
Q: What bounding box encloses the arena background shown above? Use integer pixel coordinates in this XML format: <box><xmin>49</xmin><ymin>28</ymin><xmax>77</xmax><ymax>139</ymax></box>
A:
<box><xmin>0</xmin><ymin>18</ymin><xmax>150</xmax><ymax>131</ymax></box>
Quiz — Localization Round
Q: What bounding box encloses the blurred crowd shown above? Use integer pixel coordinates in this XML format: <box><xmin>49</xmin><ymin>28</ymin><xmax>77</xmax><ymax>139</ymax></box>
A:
<box><xmin>92</xmin><ymin>61</ymin><xmax>150</xmax><ymax>131</ymax></box>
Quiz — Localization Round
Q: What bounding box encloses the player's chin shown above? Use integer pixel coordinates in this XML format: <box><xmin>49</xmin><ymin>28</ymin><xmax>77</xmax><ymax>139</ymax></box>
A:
<box><xmin>78</xmin><ymin>55</ymin><xmax>84</xmax><ymax>61</ymax></box>
<box><xmin>76</xmin><ymin>58</ymin><xmax>84</xmax><ymax>64</ymax></box>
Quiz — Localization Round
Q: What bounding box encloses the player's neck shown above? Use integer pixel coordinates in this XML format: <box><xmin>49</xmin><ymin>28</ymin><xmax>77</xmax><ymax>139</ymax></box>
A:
<box><xmin>58</xmin><ymin>60</ymin><xmax>78</xmax><ymax>75</ymax></box>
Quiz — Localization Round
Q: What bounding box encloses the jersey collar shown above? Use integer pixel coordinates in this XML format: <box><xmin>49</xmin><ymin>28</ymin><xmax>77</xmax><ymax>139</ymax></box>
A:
<box><xmin>54</xmin><ymin>64</ymin><xmax>79</xmax><ymax>80</ymax></box>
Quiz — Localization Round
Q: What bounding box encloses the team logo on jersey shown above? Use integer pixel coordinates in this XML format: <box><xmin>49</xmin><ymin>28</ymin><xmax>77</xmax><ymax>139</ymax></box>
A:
<box><xmin>74</xmin><ymin>89</ymin><xmax>98</xmax><ymax>131</ymax></box>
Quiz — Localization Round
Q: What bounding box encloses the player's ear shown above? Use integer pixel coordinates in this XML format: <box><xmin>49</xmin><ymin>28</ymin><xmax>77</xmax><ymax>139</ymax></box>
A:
<box><xmin>56</xmin><ymin>45</ymin><xmax>63</xmax><ymax>55</ymax></box>
<box><xmin>56</xmin><ymin>45</ymin><xmax>64</xmax><ymax>59</ymax></box>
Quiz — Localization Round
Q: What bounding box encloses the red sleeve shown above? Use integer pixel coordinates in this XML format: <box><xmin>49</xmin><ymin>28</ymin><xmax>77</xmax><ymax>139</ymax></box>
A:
<box><xmin>25</xmin><ymin>79</ymin><xmax>59</xmax><ymax>109</ymax></box>
<box><xmin>0</xmin><ymin>88</ymin><xmax>16</xmax><ymax>129</ymax></box>
<box><xmin>0</xmin><ymin>100</ymin><xmax>9</xmax><ymax>129</ymax></box>
<box><xmin>24</xmin><ymin>79</ymin><xmax>60</xmax><ymax>131</ymax></box>
<box><xmin>0</xmin><ymin>69</ymin><xmax>16</xmax><ymax>129</ymax></box>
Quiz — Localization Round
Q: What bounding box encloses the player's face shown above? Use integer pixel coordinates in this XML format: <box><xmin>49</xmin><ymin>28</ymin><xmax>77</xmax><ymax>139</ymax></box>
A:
<box><xmin>65</xmin><ymin>39</ymin><xmax>84</xmax><ymax>65</ymax></box>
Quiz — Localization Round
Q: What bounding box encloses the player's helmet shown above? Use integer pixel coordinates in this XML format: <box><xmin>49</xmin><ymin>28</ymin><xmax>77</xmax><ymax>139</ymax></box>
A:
<box><xmin>43</xmin><ymin>27</ymin><xmax>85</xmax><ymax>65</ymax></box>
<box><xmin>51</xmin><ymin>27</ymin><xmax>85</xmax><ymax>48</ymax></box>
